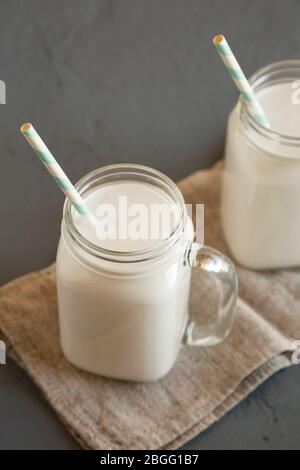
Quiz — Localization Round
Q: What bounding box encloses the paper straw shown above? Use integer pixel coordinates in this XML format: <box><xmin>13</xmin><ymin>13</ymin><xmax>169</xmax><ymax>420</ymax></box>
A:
<box><xmin>213</xmin><ymin>35</ymin><xmax>270</xmax><ymax>127</ymax></box>
<box><xmin>20</xmin><ymin>123</ymin><xmax>97</xmax><ymax>225</ymax></box>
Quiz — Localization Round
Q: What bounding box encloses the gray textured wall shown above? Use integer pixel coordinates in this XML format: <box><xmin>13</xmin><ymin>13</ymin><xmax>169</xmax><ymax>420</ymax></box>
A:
<box><xmin>1</xmin><ymin>0</ymin><xmax>300</xmax><ymax>449</ymax></box>
<box><xmin>1</xmin><ymin>0</ymin><xmax>300</xmax><ymax>283</ymax></box>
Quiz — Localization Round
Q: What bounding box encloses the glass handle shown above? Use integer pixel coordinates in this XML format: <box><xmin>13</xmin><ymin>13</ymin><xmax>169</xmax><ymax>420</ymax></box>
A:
<box><xmin>184</xmin><ymin>243</ymin><xmax>238</xmax><ymax>347</ymax></box>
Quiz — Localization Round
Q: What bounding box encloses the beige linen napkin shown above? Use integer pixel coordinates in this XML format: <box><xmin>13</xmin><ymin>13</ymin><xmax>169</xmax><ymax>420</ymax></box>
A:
<box><xmin>0</xmin><ymin>162</ymin><xmax>299</xmax><ymax>450</ymax></box>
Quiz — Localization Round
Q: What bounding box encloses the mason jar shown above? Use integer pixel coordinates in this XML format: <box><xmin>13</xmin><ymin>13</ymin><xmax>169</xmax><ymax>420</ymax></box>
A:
<box><xmin>222</xmin><ymin>60</ymin><xmax>300</xmax><ymax>269</ymax></box>
<box><xmin>56</xmin><ymin>164</ymin><xmax>237</xmax><ymax>382</ymax></box>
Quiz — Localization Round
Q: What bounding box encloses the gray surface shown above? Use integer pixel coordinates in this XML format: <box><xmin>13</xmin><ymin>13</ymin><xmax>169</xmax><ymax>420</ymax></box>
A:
<box><xmin>0</xmin><ymin>0</ymin><xmax>299</xmax><ymax>450</ymax></box>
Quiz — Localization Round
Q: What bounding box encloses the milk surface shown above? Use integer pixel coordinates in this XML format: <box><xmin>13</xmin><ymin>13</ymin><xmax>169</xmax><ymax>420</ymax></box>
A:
<box><xmin>74</xmin><ymin>181</ymin><xmax>180</xmax><ymax>252</ymax></box>
<box><xmin>57</xmin><ymin>180</ymin><xmax>193</xmax><ymax>381</ymax></box>
<box><xmin>222</xmin><ymin>81</ymin><xmax>300</xmax><ymax>269</ymax></box>
<box><xmin>258</xmin><ymin>82</ymin><xmax>300</xmax><ymax>136</ymax></box>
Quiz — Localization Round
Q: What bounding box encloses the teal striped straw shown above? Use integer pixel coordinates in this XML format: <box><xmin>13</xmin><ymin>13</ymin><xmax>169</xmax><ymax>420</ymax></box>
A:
<box><xmin>213</xmin><ymin>35</ymin><xmax>270</xmax><ymax>128</ymax></box>
<box><xmin>20</xmin><ymin>123</ymin><xmax>97</xmax><ymax>225</ymax></box>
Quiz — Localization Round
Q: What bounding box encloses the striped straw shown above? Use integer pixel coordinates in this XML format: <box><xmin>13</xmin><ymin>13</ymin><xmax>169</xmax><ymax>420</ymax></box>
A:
<box><xmin>213</xmin><ymin>35</ymin><xmax>270</xmax><ymax>128</ymax></box>
<box><xmin>20</xmin><ymin>123</ymin><xmax>97</xmax><ymax>225</ymax></box>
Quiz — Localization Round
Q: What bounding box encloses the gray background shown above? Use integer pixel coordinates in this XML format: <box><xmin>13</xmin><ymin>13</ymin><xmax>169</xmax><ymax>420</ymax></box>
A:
<box><xmin>0</xmin><ymin>0</ymin><xmax>299</xmax><ymax>450</ymax></box>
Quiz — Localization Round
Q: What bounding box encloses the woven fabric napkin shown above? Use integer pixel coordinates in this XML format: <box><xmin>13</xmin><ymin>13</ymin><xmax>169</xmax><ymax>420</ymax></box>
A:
<box><xmin>0</xmin><ymin>162</ymin><xmax>299</xmax><ymax>450</ymax></box>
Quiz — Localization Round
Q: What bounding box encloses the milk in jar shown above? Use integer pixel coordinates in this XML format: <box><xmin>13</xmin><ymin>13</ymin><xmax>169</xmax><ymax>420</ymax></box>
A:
<box><xmin>221</xmin><ymin>61</ymin><xmax>300</xmax><ymax>269</ymax></box>
<box><xmin>57</xmin><ymin>164</ymin><xmax>237</xmax><ymax>381</ymax></box>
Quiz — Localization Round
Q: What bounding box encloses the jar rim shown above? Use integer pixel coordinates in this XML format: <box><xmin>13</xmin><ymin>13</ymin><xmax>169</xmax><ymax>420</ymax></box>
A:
<box><xmin>63</xmin><ymin>163</ymin><xmax>187</xmax><ymax>263</ymax></box>
<box><xmin>240</xmin><ymin>60</ymin><xmax>300</xmax><ymax>147</ymax></box>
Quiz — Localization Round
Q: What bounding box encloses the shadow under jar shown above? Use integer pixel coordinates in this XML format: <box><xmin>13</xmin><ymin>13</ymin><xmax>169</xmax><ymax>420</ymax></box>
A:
<box><xmin>57</xmin><ymin>164</ymin><xmax>237</xmax><ymax>382</ymax></box>
<box><xmin>222</xmin><ymin>60</ymin><xmax>300</xmax><ymax>269</ymax></box>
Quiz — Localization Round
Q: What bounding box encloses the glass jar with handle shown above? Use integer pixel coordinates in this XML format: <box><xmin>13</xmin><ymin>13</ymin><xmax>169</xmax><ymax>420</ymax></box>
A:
<box><xmin>57</xmin><ymin>164</ymin><xmax>238</xmax><ymax>381</ymax></box>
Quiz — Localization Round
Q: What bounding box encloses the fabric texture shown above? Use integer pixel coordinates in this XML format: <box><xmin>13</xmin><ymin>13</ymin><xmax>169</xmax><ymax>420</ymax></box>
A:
<box><xmin>0</xmin><ymin>162</ymin><xmax>299</xmax><ymax>450</ymax></box>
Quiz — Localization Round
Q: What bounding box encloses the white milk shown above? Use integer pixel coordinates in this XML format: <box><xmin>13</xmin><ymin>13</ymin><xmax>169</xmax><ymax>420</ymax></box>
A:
<box><xmin>222</xmin><ymin>78</ymin><xmax>300</xmax><ymax>269</ymax></box>
<box><xmin>57</xmin><ymin>165</ymin><xmax>238</xmax><ymax>382</ymax></box>
<box><xmin>57</xmin><ymin>179</ymin><xmax>194</xmax><ymax>382</ymax></box>
<box><xmin>257</xmin><ymin>83</ymin><xmax>300</xmax><ymax>136</ymax></box>
<box><xmin>74</xmin><ymin>181</ymin><xmax>180</xmax><ymax>252</ymax></box>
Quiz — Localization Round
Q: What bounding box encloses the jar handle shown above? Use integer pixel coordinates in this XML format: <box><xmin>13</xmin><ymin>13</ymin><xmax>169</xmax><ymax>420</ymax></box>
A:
<box><xmin>184</xmin><ymin>243</ymin><xmax>238</xmax><ymax>347</ymax></box>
